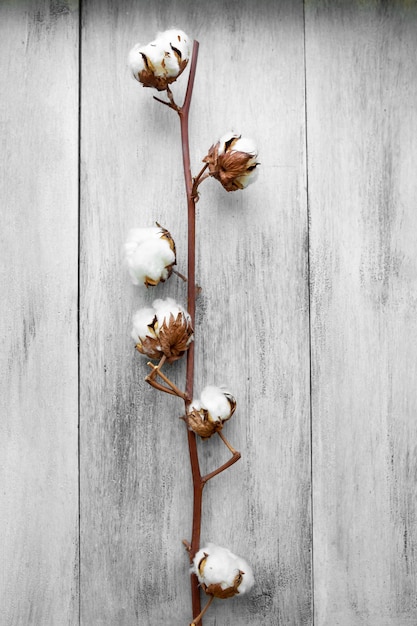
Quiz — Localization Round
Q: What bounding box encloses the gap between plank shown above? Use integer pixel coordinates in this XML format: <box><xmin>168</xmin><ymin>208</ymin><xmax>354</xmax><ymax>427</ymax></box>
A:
<box><xmin>303</xmin><ymin>1</ymin><xmax>315</xmax><ymax>623</ymax></box>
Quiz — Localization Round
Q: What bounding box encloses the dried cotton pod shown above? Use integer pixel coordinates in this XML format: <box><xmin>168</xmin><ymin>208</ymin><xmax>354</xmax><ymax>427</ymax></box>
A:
<box><xmin>203</xmin><ymin>131</ymin><xmax>259</xmax><ymax>191</ymax></box>
<box><xmin>131</xmin><ymin>297</ymin><xmax>193</xmax><ymax>363</ymax></box>
<box><xmin>192</xmin><ymin>543</ymin><xmax>255</xmax><ymax>599</ymax></box>
<box><xmin>128</xmin><ymin>29</ymin><xmax>191</xmax><ymax>91</ymax></box>
<box><xmin>125</xmin><ymin>224</ymin><xmax>176</xmax><ymax>287</ymax></box>
<box><xmin>183</xmin><ymin>386</ymin><xmax>236</xmax><ymax>439</ymax></box>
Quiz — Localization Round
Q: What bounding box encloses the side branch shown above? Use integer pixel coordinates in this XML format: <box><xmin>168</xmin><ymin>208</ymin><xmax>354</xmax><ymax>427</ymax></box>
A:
<box><xmin>145</xmin><ymin>361</ymin><xmax>187</xmax><ymax>400</ymax></box>
<box><xmin>201</xmin><ymin>430</ymin><xmax>241</xmax><ymax>485</ymax></box>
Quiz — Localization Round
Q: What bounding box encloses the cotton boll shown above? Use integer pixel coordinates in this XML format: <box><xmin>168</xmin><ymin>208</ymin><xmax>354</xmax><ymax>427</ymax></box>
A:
<box><xmin>132</xmin><ymin>298</ymin><xmax>193</xmax><ymax>363</ymax></box>
<box><xmin>200</xmin><ymin>386</ymin><xmax>235</xmax><ymax>423</ymax></box>
<box><xmin>193</xmin><ymin>543</ymin><xmax>255</xmax><ymax>598</ymax></box>
<box><xmin>184</xmin><ymin>386</ymin><xmax>236</xmax><ymax>438</ymax></box>
<box><xmin>126</xmin><ymin>236</ymin><xmax>175</xmax><ymax>286</ymax></box>
<box><xmin>197</xmin><ymin>544</ymin><xmax>238</xmax><ymax>589</ymax></box>
<box><xmin>128</xmin><ymin>28</ymin><xmax>191</xmax><ymax>91</ymax></box>
<box><xmin>125</xmin><ymin>226</ymin><xmax>176</xmax><ymax>288</ymax></box>
<box><xmin>203</xmin><ymin>132</ymin><xmax>260</xmax><ymax>192</ymax></box>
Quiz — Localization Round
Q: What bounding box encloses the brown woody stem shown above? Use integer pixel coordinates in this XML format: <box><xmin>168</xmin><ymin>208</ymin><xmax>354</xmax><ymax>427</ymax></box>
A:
<box><xmin>177</xmin><ymin>41</ymin><xmax>204</xmax><ymax>623</ymax></box>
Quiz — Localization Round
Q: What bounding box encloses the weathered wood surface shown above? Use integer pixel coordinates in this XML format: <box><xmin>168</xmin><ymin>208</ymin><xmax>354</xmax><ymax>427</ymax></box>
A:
<box><xmin>2</xmin><ymin>0</ymin><xmax>417</xmax><ymax>625</ymax></box>
<box><xmin>0</xmin><ymin>1</ymin><xmax>79</xmax><ymax>625</ymax></box>
<box><xmin>305</xmin><ymin>2</ymin><xmax>417</xmax><ymax>625</ymax></box>
<box><xmin>80</xmin><ymin>1</ymin><xmax>310</xmax><ymax>624</ymax></box>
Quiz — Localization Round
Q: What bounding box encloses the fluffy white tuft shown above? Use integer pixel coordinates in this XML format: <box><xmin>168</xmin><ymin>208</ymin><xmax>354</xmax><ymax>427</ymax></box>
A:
<box><xmin>234</xmin><ymin>136</ymin><xmax>257</xmax><ymax>156</ymax></box>
<box><xmin>190</xmin><ymin>398</ymin><xmax>202</xmax><ymax>412</ymax></box>
<box><xmin>235</xmin><ymin>165</ymin><xmax>259</xmax><ymax>189</ymax></box>
<box><xmin>131</xmin><ymin>297</ymin><xmax>190</xmax><ymax>343</ymax></box>
<box><xmin>217</xmin><ymin>131</ymin><xmax>258</xmax><ymax>159</ymax></box>
<box><xmin>125</xmin><ymin>227</ymin><xmax>175</xmax><ymax>286</ymax></box>
<box><xmin>127</xmin><ymin>43</ymin><xmax>147</xmax><ymax>80</ymax></box>
<box><xmin>128</xmin><ymin>29</ymin><xmax>191</xmax><ymax>84</ymax></box>
<box><xmin>153</xmin><ymin>297</ymin><xmax>191</xmax><ymax>327</ymax></box>
<box><xmin>131</xmin><ymin>307</ymin><xmax>156</xmax><ymax>342</ymax></box>
<box><xmin>193</xmin><ymin>543</ymin><xmax>255</xmax><ymax>595</ymax></box>
<box><xmin>217</xmin><ymin>131</ymin><xmax>239</xmax><ymax>155</ymax></box>
<box><xmin>198</xmin><ymin>385</ymin><xmax>234</xmax><ymax>423</ymax></box>
<box><xmin>157</xmin><ymin>28</ymin><xmax>191</xmax><ymax>61</ymax></box>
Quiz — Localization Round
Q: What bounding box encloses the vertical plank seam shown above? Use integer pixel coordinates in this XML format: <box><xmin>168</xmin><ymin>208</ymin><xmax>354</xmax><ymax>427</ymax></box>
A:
<box><xmin>77</xmin><ymin>1</ymin><xmax>83</xmax><ymax>624</ymax></box>
<box><xmin>303</xmin><ymin>1</ymin><xmax>315</xmax><ymax>624</ymax></box>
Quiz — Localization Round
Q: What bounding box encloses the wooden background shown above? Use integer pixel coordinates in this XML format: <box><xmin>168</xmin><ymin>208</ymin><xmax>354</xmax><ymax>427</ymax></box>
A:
<box><xmin>1</xmin><ymin>1</ymin><xmax>416</xmax><ymax>624</ymax></box>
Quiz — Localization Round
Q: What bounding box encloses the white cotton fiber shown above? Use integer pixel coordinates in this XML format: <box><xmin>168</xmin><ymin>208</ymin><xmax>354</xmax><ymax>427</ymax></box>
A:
<box><xmin>125</xmin><ymin>226</ymin><xmax>175</xmax><ymax>287</ymax></box>
<box><xmin>199</xmin><ymin>386</ymin><xmax>233</xmax><ymax>423</ymax></box>
<box><xmin>131</xmin><ymin>307</ymin><xmax>156</xmax><ymax>342</ymax></box>
<box><xmin>193</xmin><ymin>543</ymin><xmax>254</xmax><ymax>595</ymax></box>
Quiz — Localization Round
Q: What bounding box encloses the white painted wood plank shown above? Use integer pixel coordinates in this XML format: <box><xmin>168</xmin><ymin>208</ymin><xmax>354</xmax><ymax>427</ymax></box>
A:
<box><xmin>0</xmin><ymin>1</ymin><xmax>79</xmax><ymax>624</ymax></box>
<box><xmin>80</xmin><ymin>1</ymin><xmax>310</xmax><ymax>624</ymax></box>
<box><xmin>306</xmin><ymin>3</ymin><xmax>417</xmax><ymax>625</ymax></box>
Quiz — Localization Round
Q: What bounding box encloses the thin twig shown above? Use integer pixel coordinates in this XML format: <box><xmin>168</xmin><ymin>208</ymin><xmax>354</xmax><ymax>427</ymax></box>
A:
<box><xmin>201</xmin><ymin>451</ymin><xmax>241</xmax><ymax>484</ymax></box>
<box><xmin>146</xmin><ymin>361</ymin><xmax>187</xmax><ymax>400</ymax></box>
<box><xmin>166</xmin><ymin>85</ymin><xmax>180</xmax><ymax>111</ymax></box>
<box><xmin>153</xmin><ymin>95</ymin><xmax>177</xmax><ymax>110</ymax></box>
<box><xmin>217</xmin><ymin>430</ymin><xmax>238</xmax><ymax>454</ymax></box>
<box><xmin>172</xmin><ymin>268</ymin><xmax>188</xmax><ymax>282</ymax></box>
<box><xmin>145</xmin><ymin>376</ymin><xmax>178</xmax><ymax>397</ymax></box>
<box><xmin>189</xmin><ymin>595</ymin><xmax>215</xmax><ymax>625</ymax></box>
<box><xmin>201</xmin><ymin>431</ymin><xmax>241</xmax><ymax>485</ymax></box>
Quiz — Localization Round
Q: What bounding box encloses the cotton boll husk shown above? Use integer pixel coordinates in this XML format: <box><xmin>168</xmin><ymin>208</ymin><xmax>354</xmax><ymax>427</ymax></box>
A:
<box><xmin>131</xmin><ymin>308</ymin><xmax>157</xmax><ymax>342</ymax></box>
<box><xmin>200</xmin><ymin>386</ymin><xmax>233</xmax><ymax>423</ymax></box>
<box><xmin>127</xmin><ymin>43</ymin><xmax>147</xmax><ymax>80</ymax></box>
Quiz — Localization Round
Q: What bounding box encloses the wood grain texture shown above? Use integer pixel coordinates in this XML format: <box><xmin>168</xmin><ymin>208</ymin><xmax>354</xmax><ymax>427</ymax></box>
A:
<box><xmin>5</xmin><ymin>2</ymin><xmax>416</xmax><ymax>624</ymax></box>
<box><xmin>79</xmin><ymin>1</ymin><xmax>310</xmax><ymax>624</ymax></box>
<box><xmin>305</xmin><ymin>2</ymin><xmax>417</xmax><ymax>624</ymax></box>
<box><xmin>0</xmin><ymin>1</ymin><xmax>79</xmax><ymax>624</ymax></box>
